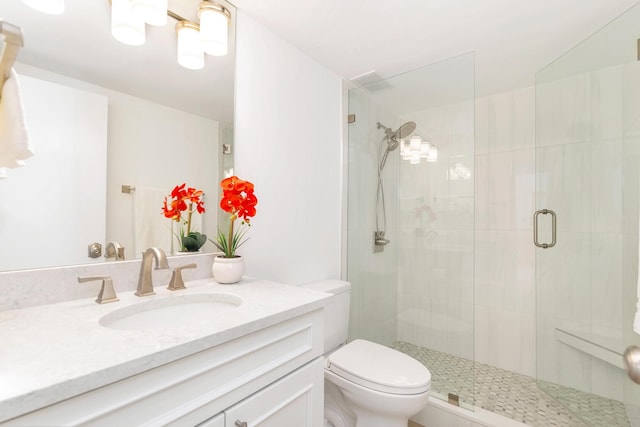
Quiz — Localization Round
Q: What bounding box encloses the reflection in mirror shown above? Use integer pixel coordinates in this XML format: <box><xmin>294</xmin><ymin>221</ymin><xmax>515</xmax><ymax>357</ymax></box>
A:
<box><xmin>0</xmin><ymin>0</ymin><xmax>235</xmax><ymax>272</ymax></box>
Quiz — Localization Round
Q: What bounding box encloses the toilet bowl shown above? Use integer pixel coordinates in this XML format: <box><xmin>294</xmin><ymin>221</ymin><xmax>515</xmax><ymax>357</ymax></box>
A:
<box><xmin>300</xmin><ymin>280</ymin><xmax>431</xmax><ymax>427</ymax></box>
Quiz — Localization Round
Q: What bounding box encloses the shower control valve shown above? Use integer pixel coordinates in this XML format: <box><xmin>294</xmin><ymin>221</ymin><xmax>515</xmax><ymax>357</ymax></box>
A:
<box><xmin>374</xmin><ymin>231</ymin><xmax>390</xmax><ymax>246</ymax></box>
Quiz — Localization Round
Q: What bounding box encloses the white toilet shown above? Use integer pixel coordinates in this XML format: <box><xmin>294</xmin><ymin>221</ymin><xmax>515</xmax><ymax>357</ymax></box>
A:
<box><xmin>301</xmin><ymin>280</ymin><xmax>431</xmax><ymax>427</ymax></box>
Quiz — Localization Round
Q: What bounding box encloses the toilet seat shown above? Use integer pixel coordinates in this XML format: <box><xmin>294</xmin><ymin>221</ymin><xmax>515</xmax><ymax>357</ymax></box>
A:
<box><xmin>325</xmin><ymin>339</ymin><xmax>431</xmax><ymax>395</ymax></box>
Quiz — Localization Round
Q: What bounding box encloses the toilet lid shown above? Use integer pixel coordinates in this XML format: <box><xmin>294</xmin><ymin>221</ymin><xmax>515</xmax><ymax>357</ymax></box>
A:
<box><xmin>325</xmin><ymin>339</ymin><xmax>431</xmax><ymax>395</ymax></box>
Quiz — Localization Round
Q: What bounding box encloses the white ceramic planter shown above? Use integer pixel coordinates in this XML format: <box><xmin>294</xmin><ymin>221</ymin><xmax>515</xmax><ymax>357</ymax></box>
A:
<box><xmin>212</xmin><ymin>256</ymin><xmax>244</xmax><ymax>284</ymax></box>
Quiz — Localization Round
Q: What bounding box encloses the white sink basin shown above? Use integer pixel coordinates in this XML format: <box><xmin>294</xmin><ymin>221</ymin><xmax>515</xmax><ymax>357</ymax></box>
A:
<box><xmin>100</xmin><ymin>293</ymin><xmax>243</xmax><ymax>331</ymax></box>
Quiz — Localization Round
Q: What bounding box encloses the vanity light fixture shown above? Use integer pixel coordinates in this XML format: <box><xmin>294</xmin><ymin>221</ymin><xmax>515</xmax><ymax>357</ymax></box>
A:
<box><xmin>131</xmin><ymin>0</ymin><xmax>168</xmax><ymax>26</ymax></box>
<box><xmin>400</xmin><ymin>135</ymin><xmax>438</xmax><ymax>165</ymax></box>
<box><xmin>21</xmin><ymin>0</ymin><xmax>64</xmax><ymax>15</ymax></box>
<box><xmin>107</xmin><ymin>0</ymin><xmax>231</xmax><ymax>70</ymax></box>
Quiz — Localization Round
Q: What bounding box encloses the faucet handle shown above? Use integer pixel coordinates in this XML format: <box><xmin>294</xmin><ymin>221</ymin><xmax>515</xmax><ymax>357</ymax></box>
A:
<box><xmin>78</xmin><ymin>276</ymin><xmax>119</xmax><ymax>304</ymax></box>
<box><xmin>167</xmin><ymin>263</ymin><xmax>197</xmax><ymax>291</ymax></box>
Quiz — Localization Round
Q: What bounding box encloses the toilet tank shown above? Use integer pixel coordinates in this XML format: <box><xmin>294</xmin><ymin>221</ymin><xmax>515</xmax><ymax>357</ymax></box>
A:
<box><xmin>300</xmin><ymin>280</ymin><xmax>351</xmax><ymax>353</ymax></box>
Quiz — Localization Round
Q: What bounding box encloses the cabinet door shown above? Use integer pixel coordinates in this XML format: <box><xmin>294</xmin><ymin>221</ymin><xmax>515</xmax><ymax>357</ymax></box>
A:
<box><xmin>225</xmin><ymin>358</ymin><xmax>324</xmax><ymax>427</ymax></box>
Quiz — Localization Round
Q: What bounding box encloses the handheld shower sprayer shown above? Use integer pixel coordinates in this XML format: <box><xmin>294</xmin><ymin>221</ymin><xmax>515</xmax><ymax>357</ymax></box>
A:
<box><xmin>374</xmin><ymin>121</ymin><xmax>417</xmax><ymax>251</ymax></box>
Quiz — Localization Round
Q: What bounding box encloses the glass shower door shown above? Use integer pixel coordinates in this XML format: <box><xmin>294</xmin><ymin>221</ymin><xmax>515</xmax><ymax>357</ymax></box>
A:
<box><xmin>346</xmin><ymin>53</ymin><xmax>475</xmax><ymax>410</ymax></box>
<box><xmin>535</xmin><ymin>3</ymin><xmax>640</xmax><ymax>425</ymax></box>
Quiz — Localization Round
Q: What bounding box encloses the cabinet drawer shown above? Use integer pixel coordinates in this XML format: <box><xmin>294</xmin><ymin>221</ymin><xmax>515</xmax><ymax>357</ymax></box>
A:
<box><xmin>3</xmin><ymin>310</ymin><xmax>323</xmax><ymax>427</ymax></box>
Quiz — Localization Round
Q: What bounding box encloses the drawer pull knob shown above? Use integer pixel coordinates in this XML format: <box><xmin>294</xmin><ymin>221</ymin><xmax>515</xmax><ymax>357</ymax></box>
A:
<box><xmin>235</xmin><ymin>421</ymin><xmax>248</xmax><ymax>427</ymax></box>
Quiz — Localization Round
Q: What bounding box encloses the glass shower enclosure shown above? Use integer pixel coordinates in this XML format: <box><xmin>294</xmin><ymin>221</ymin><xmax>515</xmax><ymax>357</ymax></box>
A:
<box><xmin>535</xmin><ymin>3</ymin><xmax>640</xmax><ymax>425</ymax></box>
<box><xmin>346</xmin><ymin>53</ymin><xmax>475</xmax><ymax>408</ymax></box>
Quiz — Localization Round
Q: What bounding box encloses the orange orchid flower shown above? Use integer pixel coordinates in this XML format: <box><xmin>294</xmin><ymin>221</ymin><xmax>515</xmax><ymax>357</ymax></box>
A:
<box><xmin>161</xmin><ymin>183</ymin><xmax>207</xmax><ymax>252</ymax></box>
<box><xmin>213</xmin><ymin>176</ymin><xmax>258</xmax><ymax>258</ymax></box>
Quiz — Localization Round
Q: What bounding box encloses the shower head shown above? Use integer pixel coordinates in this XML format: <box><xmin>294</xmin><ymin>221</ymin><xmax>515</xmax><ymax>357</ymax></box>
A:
<box><xmin>377</xmin><ymin>121</ymin><xmax>417</xmax><ymax>151</ymax></box>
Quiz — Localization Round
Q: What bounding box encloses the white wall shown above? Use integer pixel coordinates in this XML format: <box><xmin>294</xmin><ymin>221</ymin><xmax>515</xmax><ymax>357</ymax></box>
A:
<box><xmin>0</xmin><ymin>75</ymin><xmax>107</xmax><ymax>271</ymax></box>
<box><xmin>234</xmin><ymin>12</ymin><xmax>343</xmax><ymax>285</ymax></box>
<box><xmin>106</xmin><ymin>93</ymin><xmax>219</xmax><ymax>257</ymax></box>
<box><xmin>14</xmin><ymin>64</ymin><xmax>220</xmax><ymax>262</ymax></box>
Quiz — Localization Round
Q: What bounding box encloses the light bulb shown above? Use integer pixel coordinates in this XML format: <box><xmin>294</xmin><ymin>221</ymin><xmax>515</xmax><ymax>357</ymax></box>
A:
<box><xmin>176</xmin><ymin>21</ymin><xmax>204</xmax><ymax>70</ymax></box>
<box><xmin>427</xmin><ymin>146</ymin><xmax>438</xmax><ymax>162</ymax></box>
<box><xmin>111</xmin><ymin>0</ymin><xmax>146</xmax><ymax>46</ymax></box>
<box><xmin>410</xmin><ymin>136</ymin><xmax>421</xmax><ymax>152</ymax></box>
<box><xmin>419</xmin><ymin>141</ymin><xmax>431</xmax><ymax>158</ymax></box>
<box><xmin>198</xmin><ymin>2</ymin><xmax>230</xmax><ymax>56</ymax></box>
<box><xmin>21</xmin><ymin>0</ymin><xmax>64</xmax><ymax>14</ymax></box>
<box><xmin>400</xmin><ymin>139</ymin><xmax>411</xmax><ymax>159</ymax></box>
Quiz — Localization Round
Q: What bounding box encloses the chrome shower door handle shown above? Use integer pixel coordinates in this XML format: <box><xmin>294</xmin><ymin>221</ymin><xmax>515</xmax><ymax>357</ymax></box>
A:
<box><xmin>533</xmin><ymin>209</ymin><xmax>557</xmax><ymax>249</ymax></box>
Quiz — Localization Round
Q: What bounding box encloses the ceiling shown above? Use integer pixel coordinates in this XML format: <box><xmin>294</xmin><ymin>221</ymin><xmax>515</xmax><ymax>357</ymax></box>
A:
<box><xmin>2</xmin><ymin>0</ymin><xmax>640</xmax><ymax>121</ymax></box>
<box><xmin>232</xmin><ymin>0</ymin><xmax>640</xmax><ymax>97</ymax></box>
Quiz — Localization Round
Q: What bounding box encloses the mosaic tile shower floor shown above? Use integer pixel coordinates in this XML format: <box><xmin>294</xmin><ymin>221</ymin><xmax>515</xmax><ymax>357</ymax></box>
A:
<box><xmin>393</xmin><ymin>341</ymin><xmax>630</xmax><ymax>426</ymax></box>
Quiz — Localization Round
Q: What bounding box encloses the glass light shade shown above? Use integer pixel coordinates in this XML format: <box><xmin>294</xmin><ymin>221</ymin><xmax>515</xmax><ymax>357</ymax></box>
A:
<box><xmin>410</xmin><ymin>152</ymin><xmax>420</xmax><ymax>165</ymax></box>
<box><xmin>198</xmin><ymin>3</ymin><xmax>230</xmax><ymax>56</ymax></box>
<box><xmin>419</xmin><ymin>141</ymin><xmax>431</xmax><ymax>157</ymax></box>
<box><xmin>131</xmin><ymin>0</ymin><xmax>167</xmax><ymax>26</ymax></box>
<box><xmin>427</xmin><ymin>146</ymin><xmax>438</xmax><ymax>162</ymax></box>
<box><xmin>177</xmin><ymin>22</ymin><xmax>204</xmax><ymax>70</ymax></box>
<box><xmin>400</xmin><ymin>139</ymin><xmax>411</xmax><ymax>159</ymax></box>
<box><xmin>21</xmin><ymin>0</ymin><xmax>64</xmax><ymax>14</ymax></box>
<box><xmin>409</xmin><ymin>136</ymin><xmax>421</xmax><ymax>152</ymax></box>
<box><xmin>111</xmin><ymin>0</ymin><xmax>146</xmax><ymax>46</ymax></box>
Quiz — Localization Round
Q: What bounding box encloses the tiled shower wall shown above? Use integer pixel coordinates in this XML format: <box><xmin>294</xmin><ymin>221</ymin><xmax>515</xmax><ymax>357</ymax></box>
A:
<box><xmin>535</xmin><ymin>61</ymin><xmax>640</xmax><ymax>405</ymax></box>
<box><xmin>474</xmin><ymin>86</ymin><xmax>536</xmax><ymax>377</ymax></box>
<box><xmin>347</xmin><ymin>87</ymin><xmax>400</xmax><ymax>348</ymax></box>
<box><xmin>347</xmin><ymin>60</ymin><xmax>640</xmax><ymax>406</ymax></box>
<box><xmin>397</xmin><ymin>98</ymin><xmax>475</xmax><ymax>362</ymax></box>
<box><xmin>394</xmin><ymin>85</ymin><xmax>536</xmax><ymax>377</ymax></box>
<box><xmin>347</xmin><ymin>80</ymin><xmax>539</xmax><ymax>375</ymax></box>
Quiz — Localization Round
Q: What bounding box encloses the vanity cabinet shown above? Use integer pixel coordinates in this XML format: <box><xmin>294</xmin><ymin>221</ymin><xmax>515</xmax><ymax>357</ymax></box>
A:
<box><xmin>2</xmin><ymin>309</ymin><xmax>325</xmax><ymax>427</ymax></box>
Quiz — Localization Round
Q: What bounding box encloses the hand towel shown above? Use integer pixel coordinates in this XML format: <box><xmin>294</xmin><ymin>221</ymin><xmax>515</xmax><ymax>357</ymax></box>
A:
<box><xmin>134</xmin><ymin>187</ymin><xmax>173</xmax><ymax>257</ymax></box>
<box><xmin>0</xmin><ymin>68</ymin><xmax>33</xmax><ymax>170</ymax></box>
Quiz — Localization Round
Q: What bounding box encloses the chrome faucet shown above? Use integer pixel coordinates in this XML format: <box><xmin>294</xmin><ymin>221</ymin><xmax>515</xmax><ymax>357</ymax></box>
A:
<box><xmin>136</xmin><ymin>247</ymin><xmax>169</xmax><ymax>297</ymax></box>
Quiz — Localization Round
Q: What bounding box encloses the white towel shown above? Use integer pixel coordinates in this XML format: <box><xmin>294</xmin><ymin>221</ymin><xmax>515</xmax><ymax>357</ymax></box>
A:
<box><xmin>0</xmin><ymin>69</ymin><xmax>33</xmax><ymax>171</ymax></box>
<box><xmin>134</xmin><ymin>187</ymin><xmax>173</xmax><ymax>257</ymax></box>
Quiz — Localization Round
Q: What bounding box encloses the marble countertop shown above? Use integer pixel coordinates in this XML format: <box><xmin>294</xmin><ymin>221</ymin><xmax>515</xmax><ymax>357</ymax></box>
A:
<box><xmin>0</xmin><ymin>277</ymin><xmax>331</xmax><ymax>423</ymax></box>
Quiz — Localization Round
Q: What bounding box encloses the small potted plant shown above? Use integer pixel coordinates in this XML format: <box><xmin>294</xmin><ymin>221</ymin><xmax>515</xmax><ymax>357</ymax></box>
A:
<box><xmin>210</xmin><ymin>176</ymin><xmax>257</xmax><ymax>283</ymax></box>
<box><xmin>162</xmin><ymin>183</ymin><xmax>207</xmax><ymax>253</ymax></box>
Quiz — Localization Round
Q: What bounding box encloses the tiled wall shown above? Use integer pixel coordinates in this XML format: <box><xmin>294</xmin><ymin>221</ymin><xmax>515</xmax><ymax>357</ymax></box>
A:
<box><xmin>474</xmin><ymin>86</ymin><xmax>536</xmax><ymax>377</ymax></box>
<box><xmin>397</xmin><ymin>98</ymin><xmax>475</xmax><ymax>362</ymax></box>
<box><xmin>535</xmin><ymin>61</ymin><xmax>640</xmax><ymax>404</ymax></box>
<box><xmin>345</xmin><ymin>58</ymin><xmax>640</xmax><ymax>408</ymax></box>
<box><xmin>346</xmin><ymin>87</ymin><xmax>399</xmax><ymax>347</ymax></box>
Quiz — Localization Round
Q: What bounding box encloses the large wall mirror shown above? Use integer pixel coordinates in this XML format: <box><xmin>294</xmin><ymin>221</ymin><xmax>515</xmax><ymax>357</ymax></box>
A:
<box><xmin>0</xmin><ymin>0</ymin><xmax>235</xmax><ymax>272</ymax></box>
